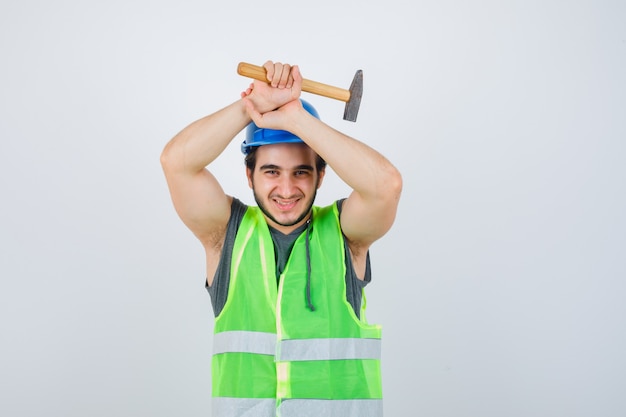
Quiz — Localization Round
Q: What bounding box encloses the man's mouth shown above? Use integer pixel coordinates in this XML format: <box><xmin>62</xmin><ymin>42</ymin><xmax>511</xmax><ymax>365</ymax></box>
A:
<box><xmin>273</xmin><ymin>198</ymin><xmax>299</xmax><ymax>211</ymax></box>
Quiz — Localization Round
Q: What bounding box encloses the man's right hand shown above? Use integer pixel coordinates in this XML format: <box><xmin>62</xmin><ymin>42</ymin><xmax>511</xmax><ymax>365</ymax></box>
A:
<box><xmin>240</xmin><ymin>60</ymin><xmax>302</xmax><ymax>116</ymax></box>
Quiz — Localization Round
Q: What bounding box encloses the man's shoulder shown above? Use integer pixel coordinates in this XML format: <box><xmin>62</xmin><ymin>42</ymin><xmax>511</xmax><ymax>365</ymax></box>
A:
<box><xmin>313</xmin><ymin>199</ymin><xmax>344</xmax><ymax>211</ymax></box>
<box><xmin>229</xmin><ymin>197</ymin><xmax>248</xmax><ymax>222</ymax></box>
<box><xmin>315</xmin><ymin>199</ymin><xmax>345</xmax><ymax>218</ymax></box>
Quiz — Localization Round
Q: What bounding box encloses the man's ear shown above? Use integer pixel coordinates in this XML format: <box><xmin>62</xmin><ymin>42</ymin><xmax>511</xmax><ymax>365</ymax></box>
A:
<box><xmin>316</xmin><ymin>167</ymin><xmax>326</xmax><ymax>189</ymax></box>
<box><xmin>246</xmin><ymin>167</ymin><xmax>254</xmax><ymax>189</ymax></box>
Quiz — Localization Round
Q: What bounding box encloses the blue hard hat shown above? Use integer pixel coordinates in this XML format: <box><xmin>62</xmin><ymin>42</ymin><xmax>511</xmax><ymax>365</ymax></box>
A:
<box><xmin>241</xmin><ymin>99</ymin><xmax>320</xmax><ymax>155</ymax></box>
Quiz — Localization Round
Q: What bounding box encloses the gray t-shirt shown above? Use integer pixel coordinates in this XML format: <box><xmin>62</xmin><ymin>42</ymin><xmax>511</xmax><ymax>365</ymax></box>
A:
<box><xmin>206</xmin><ymin>198</ymin><xmax>371</xmax><ymax>317</ymax></box>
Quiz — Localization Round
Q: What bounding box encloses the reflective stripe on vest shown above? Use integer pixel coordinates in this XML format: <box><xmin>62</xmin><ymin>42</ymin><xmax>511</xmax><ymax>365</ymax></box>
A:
<box><xmin>213</xmin><ymin>397</ymin><xmax>383</xmax><ymax>417</ymax></box>
<box><xmin>278</xmin><ymin>399</ymin><xmax>383</xmax><ymax>417</ymax></box>
<box><xmin>277</xmin><ymin>337</ymin><xmax>381</xmax><ymax>361</ymax></box>
<box><xmin>214</xmin><ymin>330</ymin><xmax>381</xmax><ymax>361</ymax></box>
<box><xmin>212</xmin><ymin>397</ymin><xmax>275</xmax><ymax>417</ymax></box>
<box><xmin>213</xmin><ymin>330</ymin><xmax>276</xmax><ymax>356</ymax></box>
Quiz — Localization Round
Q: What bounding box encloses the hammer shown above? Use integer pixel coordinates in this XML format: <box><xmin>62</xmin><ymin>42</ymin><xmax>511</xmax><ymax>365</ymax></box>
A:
<box><xmin>237</xmin><ymin>62</ymin><xmax>363</xmax><ymax>122</ymax></box>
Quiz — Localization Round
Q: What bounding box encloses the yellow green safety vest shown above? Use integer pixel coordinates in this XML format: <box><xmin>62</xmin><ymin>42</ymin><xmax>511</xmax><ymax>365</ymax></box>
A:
<box><xmin>211</xmin><ymin>203</ymin><xmax>383</xmax><ymax>417</ymax></box>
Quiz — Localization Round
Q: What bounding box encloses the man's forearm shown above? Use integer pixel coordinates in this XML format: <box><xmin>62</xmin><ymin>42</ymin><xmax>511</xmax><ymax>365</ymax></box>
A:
<box><xmin>291</xmin><ymin>112</ymin><xmax>401</xmax><ymax>202</ymax></box>
<box><xmin>161</xmin><ymin>99</ymin><xmax>250</xmax><ymax>175</ymax></box>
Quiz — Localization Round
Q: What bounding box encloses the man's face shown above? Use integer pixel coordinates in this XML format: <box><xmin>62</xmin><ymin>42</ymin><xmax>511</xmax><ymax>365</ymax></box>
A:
<box><xmin>247</xmin><ymin>143</ymin><xmax>325</xmax><ymax>234</ymax></box>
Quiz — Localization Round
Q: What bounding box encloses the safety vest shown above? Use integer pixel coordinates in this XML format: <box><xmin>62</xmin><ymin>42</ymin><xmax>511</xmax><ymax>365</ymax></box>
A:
<box><xmin>211</xmin><ymin>203</ymin><xmax>383</xmax><ymax>417</ymax></box>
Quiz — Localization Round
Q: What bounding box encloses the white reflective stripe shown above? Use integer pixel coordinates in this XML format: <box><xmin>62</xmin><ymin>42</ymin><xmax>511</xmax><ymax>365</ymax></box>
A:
<box><xmin>278</xmin><ymin>338</ymin><xmax>381</xmax><ymax>361</ymax></box>
<box><xmin>212</xmin><ymin>397</ymin><xmax>275</xmax><ymax>417</ymax></box>
<box><xmin>213</xmin><ymin>331</ymin><xmax>276</xmax><ymax>356</ymax></box>
<box><xmin>278</xmin><ymin>399</ymin><xmax>383</xmax><ymax>417</ymax></box>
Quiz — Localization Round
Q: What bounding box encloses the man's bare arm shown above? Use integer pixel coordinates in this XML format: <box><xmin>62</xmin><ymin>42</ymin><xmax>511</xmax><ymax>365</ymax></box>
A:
<box><xmin>243</xmin><ymin>64</ymin><xmax>402</xmax><ymax>273</ymax></box>
<box><xmin>296</xmin><ymin>116</ymin><xmax>403</xmax><ymax>251</ymax></box>
<box><xmin>161</xmin><ymin>61</ymin><xmax>303</xmax><ymax>249</ymax></box>
<box><xmin>160</xmin><ymin>100</ymin><xmax>250</xmax><ymax>247</ymax></box>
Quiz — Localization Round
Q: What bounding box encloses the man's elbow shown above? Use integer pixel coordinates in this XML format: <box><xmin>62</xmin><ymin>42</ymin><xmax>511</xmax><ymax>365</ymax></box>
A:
<box><xmin>160</xmin><ymin>141</ymin><xmax>180</xmax><ymax>175</ymax></box>
<box><xmin>385</xmin><ymin>166</ymin><xmax>403</xmax><ymax>202</ymax></box>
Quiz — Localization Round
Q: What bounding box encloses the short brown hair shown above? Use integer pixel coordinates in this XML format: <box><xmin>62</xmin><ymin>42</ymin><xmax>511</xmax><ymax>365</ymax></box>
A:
<box><xmin>244</xmin><ymin>146</ymin><xmax>327</xmax><ymax>172</ymax></box>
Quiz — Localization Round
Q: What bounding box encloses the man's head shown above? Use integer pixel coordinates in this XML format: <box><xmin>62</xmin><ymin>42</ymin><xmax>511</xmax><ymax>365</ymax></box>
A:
<box><xmin>241</xmin><ymin>100</ymin><xmax>326</xmax><ymax>233</ymax></box>
<box><xmin>246</xmin><ymin>143</ymin><xmax>325</xmax><ymax>233</ymax></box>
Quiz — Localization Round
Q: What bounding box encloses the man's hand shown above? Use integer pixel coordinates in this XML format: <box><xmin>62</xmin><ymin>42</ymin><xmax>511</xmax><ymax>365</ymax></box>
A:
<box><xmin>241</xmin><ymin>61</ymin><xmax>303</xmax><ymax>127</ymax></box>
<box><xmin>264</xmin><ymin>61</ymin><xmax>297</xmax><ymax>89</ymax></box>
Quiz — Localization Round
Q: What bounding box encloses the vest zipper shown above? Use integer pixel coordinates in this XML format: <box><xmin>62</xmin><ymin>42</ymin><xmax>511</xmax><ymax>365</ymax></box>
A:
<box><xmin>304</xmin><ymin>218</ymin><xmax>315</xmax><ymax>311</ymax></box>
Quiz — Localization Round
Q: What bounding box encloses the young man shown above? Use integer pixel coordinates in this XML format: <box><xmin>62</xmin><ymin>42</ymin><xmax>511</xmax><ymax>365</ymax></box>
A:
<box><xmin>161</xmin><ymin>61</ymin><xmax>402</xmax><ymax>417</ymax></box>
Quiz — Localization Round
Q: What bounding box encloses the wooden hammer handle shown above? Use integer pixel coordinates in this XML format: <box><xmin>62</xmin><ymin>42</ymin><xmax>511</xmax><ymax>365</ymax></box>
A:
<box><xmin>237</xmin><ymin>62</ymin><xmax>351</xmax><ymax>102</ymax></box>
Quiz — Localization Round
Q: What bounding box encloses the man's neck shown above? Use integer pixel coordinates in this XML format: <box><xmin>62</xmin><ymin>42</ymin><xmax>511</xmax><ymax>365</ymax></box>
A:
<box><xmin>264</xmin><ymin>212</ymin><xmax>312</xmax><ymax>235</ymax></box>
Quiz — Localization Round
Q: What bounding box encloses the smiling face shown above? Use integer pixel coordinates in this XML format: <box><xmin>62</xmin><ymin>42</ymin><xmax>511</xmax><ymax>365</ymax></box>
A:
<box><xmin>246</xmin><ymin>143</ymin><xmax>325</xmax><ymax>234</ymax></box>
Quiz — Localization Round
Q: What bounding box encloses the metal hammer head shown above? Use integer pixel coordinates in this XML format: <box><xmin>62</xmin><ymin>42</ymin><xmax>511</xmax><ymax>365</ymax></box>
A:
<box><xmin>343</xmin><ymin>70</ymin><xmax>363</xmax><ymax>122</ymax></box>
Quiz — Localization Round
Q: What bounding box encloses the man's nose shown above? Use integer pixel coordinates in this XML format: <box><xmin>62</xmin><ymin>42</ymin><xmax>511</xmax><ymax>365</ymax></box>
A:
<box><xmin>276</xmin><ymin>174</ymin><xmax>296</xmax><ymax>195</ymax></box>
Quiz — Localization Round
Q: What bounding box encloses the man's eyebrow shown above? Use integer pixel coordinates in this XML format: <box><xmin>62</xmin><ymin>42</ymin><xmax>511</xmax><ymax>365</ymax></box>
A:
<box><xmin>259</xmin><ymin>164</ymin><xmax>314</xmax><ymax>171</ymax></box>
<box><xmin>259</xmin><ymin>164</ymin><xmax>281</xmax><ymax>171</ymax></box>
<box><xmin>294</xmin><ymin>164</ymin><xmax>314</xmax><ymax>171</ymax></box>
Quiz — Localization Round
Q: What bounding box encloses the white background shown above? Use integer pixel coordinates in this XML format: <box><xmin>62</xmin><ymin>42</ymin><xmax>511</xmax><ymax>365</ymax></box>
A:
<box><xmin>1</xmin><ymin>1</ymin><xmax>625</xmax><ymax>416</ymax></box>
